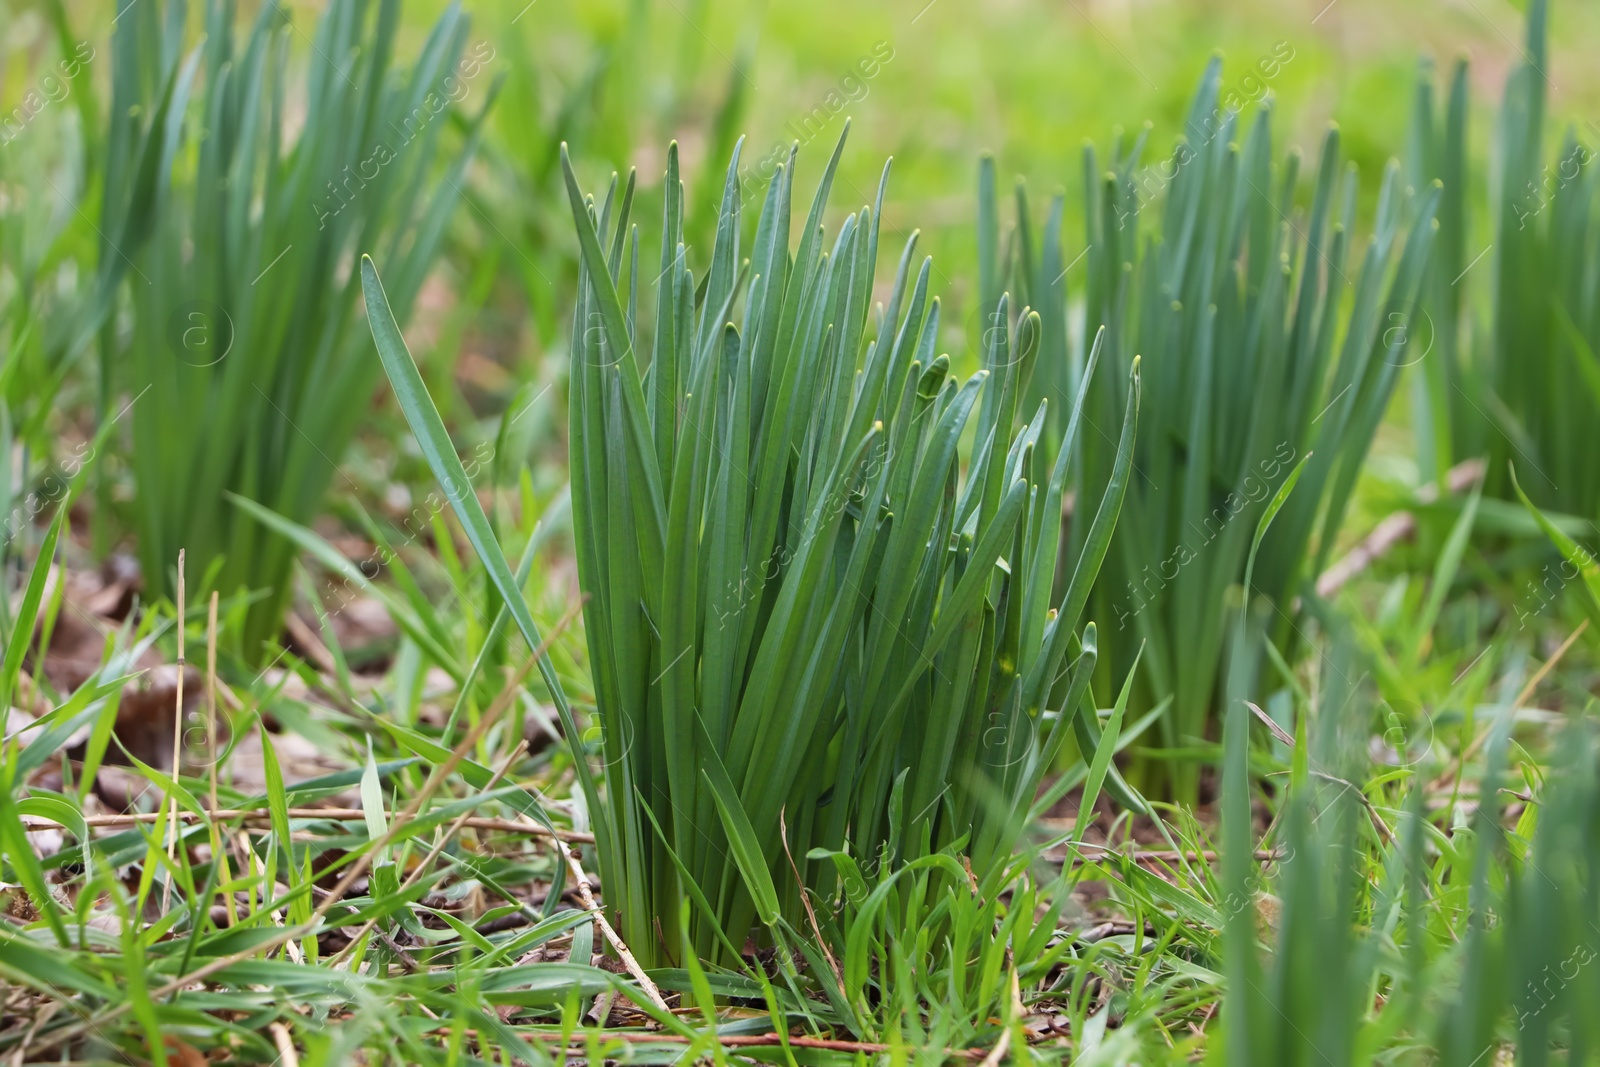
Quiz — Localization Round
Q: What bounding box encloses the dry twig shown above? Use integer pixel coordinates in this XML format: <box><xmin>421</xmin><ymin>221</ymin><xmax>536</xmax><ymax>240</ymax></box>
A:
<box><xmin>162</xmin><ymin>550</ymin><xmax>186</xmax><ymax>914</ymax></box>
<box><xmin>1315</xmin><ymin>458</ymin><xmax>1485</xmax><ymax>599</ymax></box>
<box><xmin>550</xmin><ymin>830</ymin><xmax>669</xmax><ymax>1013</ymax></box>
<box><xmin>1431</xmin><ymin>617</ymin><xmax>1590</xmax><ymax>792</ymax></box>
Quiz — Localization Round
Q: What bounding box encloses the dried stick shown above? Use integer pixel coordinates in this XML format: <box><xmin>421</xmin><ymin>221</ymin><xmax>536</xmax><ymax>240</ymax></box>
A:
<box><xmin>206</xmin><ymin>590</ymin><xmax>220</xmax><ymax>817</ymax></box>
<box><xmin>204</xmin><ymin>590</ymin><xmax>237</xmax><ymax>928</ymax></box>
<box><xmin>524</xmin><ymin>1032</ymin><xmax>989</xmax><ymax>1060</ymax></box>
<box><xmin>162</xmin><ymin>550</ymin><xmax>186</xmax><ymax>914</ymax></box>
<box><xmin>1431</xmin><ymin>617</ymin><xmax>1590</xmax><ymax>792</ymax></box>
<box><xmin>549</xmin><ymin>831</ymin><xmax>669</xmax><ymax>1013</ymax></box>
<box><xmin>1315</xmin><ymin>458</ymin><xmax>1485</xmax><ymax>599</ymax></box>
<box><xmin>269</xmin><ymin>1022</ymin><xmax>299</xmax><ymax>1067</ymax></box>
<box><xmin>781</xmin><ymin>807</ymin><xmax>842</xmax><ymax>990</ymax></box>
<box><xmin>18</xmin><ymin>808</ymin><xmax>593</xmax><ymax>842</ymax></box>
<box><xmin>977</xmin><ymin>1011</ymin><xmax>1012</xmax><ymax>1067</ymax></box>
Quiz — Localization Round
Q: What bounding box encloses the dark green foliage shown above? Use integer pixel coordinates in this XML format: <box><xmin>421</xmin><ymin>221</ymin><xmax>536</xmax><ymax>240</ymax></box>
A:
<box><xmin>557</xmin><ymin>132</ymin><xmax>1140</xmax><ymax>968</ymax></box>
<box><xmin>102</xmin><ymin>0</ymin><xmax>491</xmax><ymax>657</ymax></box>
<box><xmin>998</xmin><ymin>62</ymin><xmax>1441</xmax><ymax>799</ymax></box>
<box><xmin>1217</xmin><ymin>644</ymin><xmax>1600</xmax><ymax>1066</ymax></box>
<box><xmin>1413</xmin><ymin>0</ymin><xmax>1600</xmax><ymax>520</ymax></box>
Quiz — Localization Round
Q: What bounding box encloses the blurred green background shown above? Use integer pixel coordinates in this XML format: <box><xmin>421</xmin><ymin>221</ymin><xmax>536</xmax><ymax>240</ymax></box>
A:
<box><xmin>8</xmin><ymin>0</ymin><xmax>1600</xmax><ymax>392</ymax></box>
<box><xmin>489</xmin><ymin>0</ymin><xmax>1600</xmax><ymax>290</ymax></box>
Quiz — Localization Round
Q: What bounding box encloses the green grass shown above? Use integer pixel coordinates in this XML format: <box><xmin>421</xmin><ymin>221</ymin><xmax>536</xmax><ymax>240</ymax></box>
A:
<box><xmin>0</xmin><ymin>4</ymin><xmax>115</xmax><ymax>606</ymax></box>
<box><xmin>4</xmin><ymin>503</ymin><xmax>1598</xmax><ymax>1062</ymax></box>
<box><xmin>1022</xmin><ymin>57</ymin><xmax>1443</xmax><ymax>801</ymax></box>
<box><xmin>365</xmin><ymin>126</ymin><xmax>1148</xmax><ymax>978</ymax></box>
<box><xmin>1403</xmin><ymin>0</ymin><xmax>1600</xmax><ymax>729</ymax></box>
<box><xmin>99</xmin><ymin>0</ymin><xmax>488</xmax><ymax>660</ymax></box>
<box><xmin>5</xmin><ymin>0</ymin><xmax>1600</xmax><ymax>1062</ymax></box>
<box><xmin>1481</xmin><ymin>0</ymin><xmax>1600</xmax><ymax>518</ymax></box>
<box><xmin>1411</xmin><ymin>0</ymin><xmax>1600</xmax><ymax>526</ymax></box>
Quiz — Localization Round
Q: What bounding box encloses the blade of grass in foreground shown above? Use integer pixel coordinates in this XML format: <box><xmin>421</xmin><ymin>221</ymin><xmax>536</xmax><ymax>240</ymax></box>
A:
<box><xmin>104</xmin><ymin>0</ymin><xmax>489</xmax><ymax>657</ymax></box>
<box><xmin>0</xmin><ymin>504</ymin><xmax>64</xmax><ymax>713</ymax></box>
<box><xmin>359</xmin><ymin>254</ymin><xmax>602</xmax><ymax>828</ymax></box>
<box><xmin>224</xmin><ymin>495</ymin><xmax>462</xmax><ymax>680</ymax></box>
<box><xmin>1512</xmin><ymin>463</ymin><xmax>1600</xmax><ymax>629</ymax></box>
